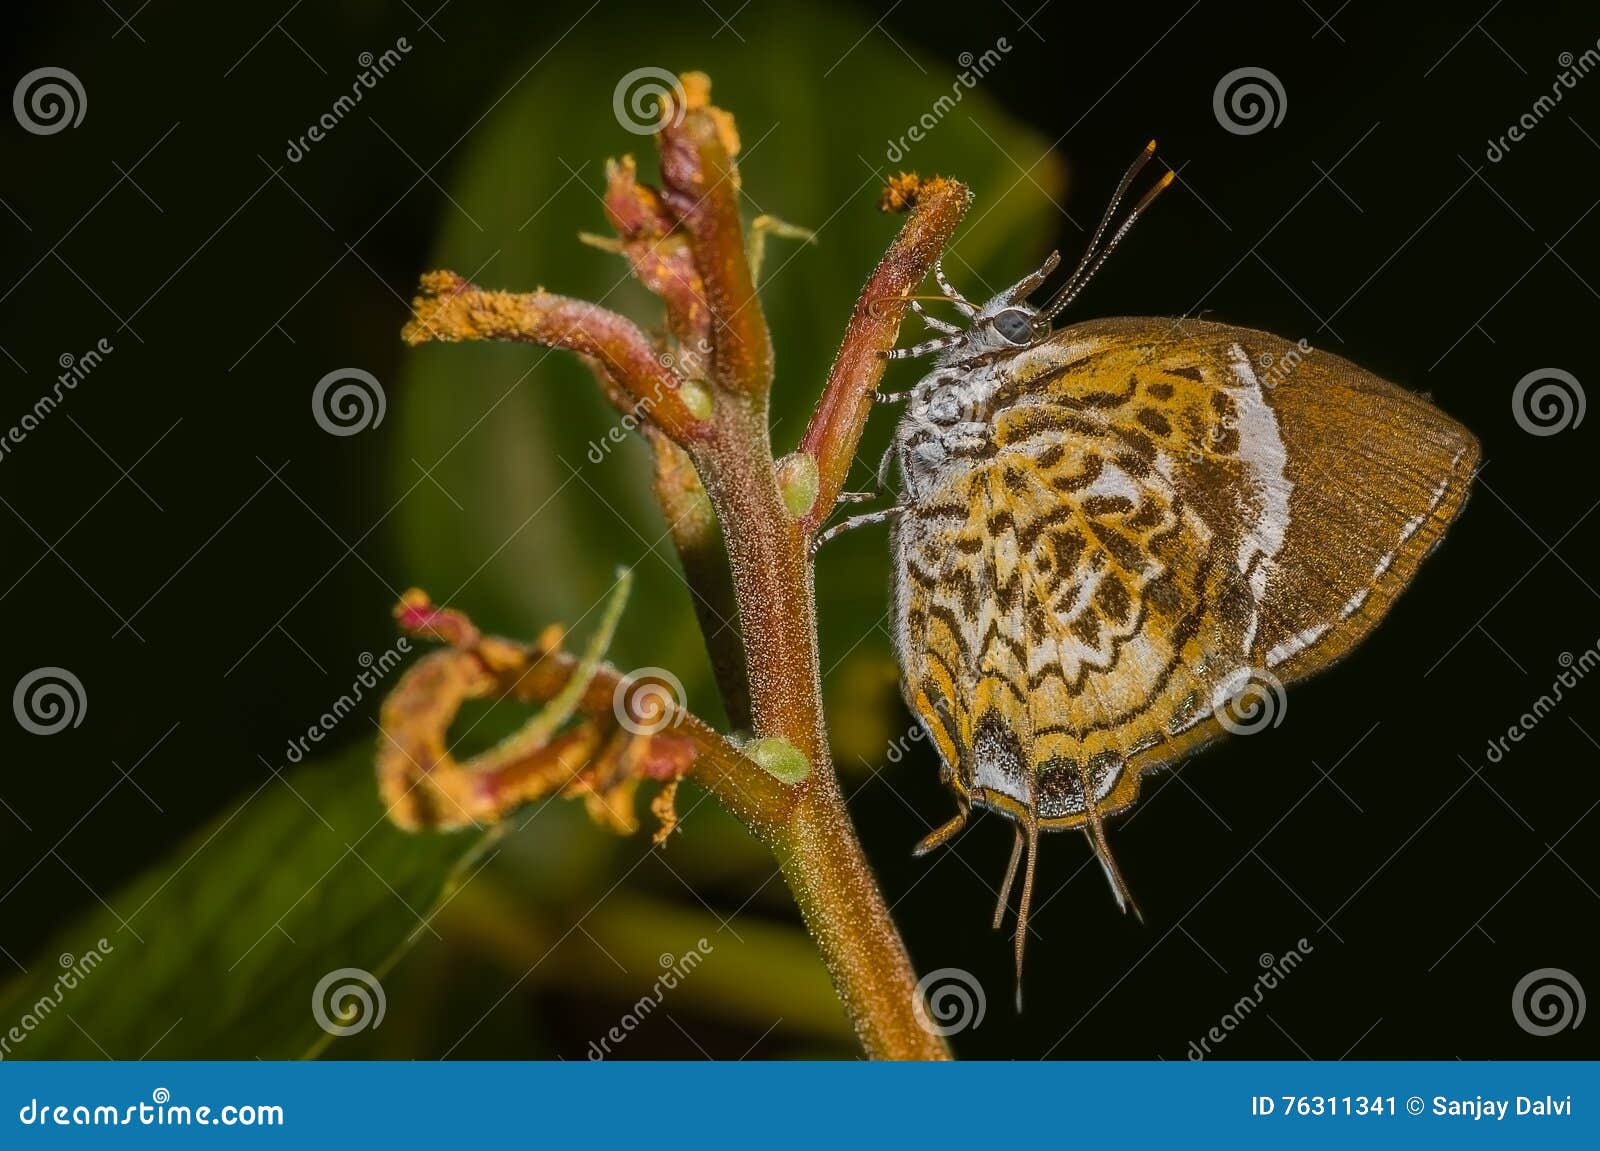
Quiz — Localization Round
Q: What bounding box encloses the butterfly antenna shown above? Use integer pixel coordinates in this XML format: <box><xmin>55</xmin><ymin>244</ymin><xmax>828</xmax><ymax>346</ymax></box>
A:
<box><xmin>992</xmin><ymin>823</ymin><xmax>1025</xmax><ymax>930</ymax></box>
<box><xmin>1041</xmin><ymin>142</ymin><xmax>1175</xmax><ymax>323</ymax></box>
<box><xmin>1014</xmin><ymin>814</ymin><xmax>1039</xmax><ymax>1011</ymax></box>
<box><xmin>1038</xmin><ymin>140</ymin><xmax>1154</xmax><ymax>316</ymax></box>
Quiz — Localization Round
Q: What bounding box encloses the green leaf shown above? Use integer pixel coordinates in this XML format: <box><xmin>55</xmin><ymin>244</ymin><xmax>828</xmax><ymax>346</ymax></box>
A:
<box><xmin>0</xmin><ymin>743</ymin><xmax>492</xmax><ymax>1060</ymax></box>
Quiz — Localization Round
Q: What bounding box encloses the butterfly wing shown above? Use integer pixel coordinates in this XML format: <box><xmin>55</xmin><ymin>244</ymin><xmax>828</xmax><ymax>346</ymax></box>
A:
<box><xmin>895</xmin><ymin>316</ymin><xmax>1478</xmax><ymax>830</ymax></box>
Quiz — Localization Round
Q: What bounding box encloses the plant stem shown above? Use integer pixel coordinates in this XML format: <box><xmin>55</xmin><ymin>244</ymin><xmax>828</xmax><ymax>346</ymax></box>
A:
<box><xmin>696</xmin><ymin>405</ymin><xmax>947</xmax><ymax>1059</ymax></box>
<box><xmin>400</xmin><ymin>78</ymin><xmax>972</xmax><ymax>1058</ymax></box>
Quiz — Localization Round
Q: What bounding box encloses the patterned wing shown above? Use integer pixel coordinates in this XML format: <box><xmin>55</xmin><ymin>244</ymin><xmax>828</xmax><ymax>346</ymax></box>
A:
<box><xmin>894</xmin><ymin>316</ymin><xmax>1478</xmax><ymax>830</ymax></box>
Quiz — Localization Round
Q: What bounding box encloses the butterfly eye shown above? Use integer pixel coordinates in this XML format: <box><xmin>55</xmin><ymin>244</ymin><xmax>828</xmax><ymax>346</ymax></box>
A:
<box><xmin>991</xmin><ymin>308</ymin><xmax>1035</xmax><ymax>346</ymax></box>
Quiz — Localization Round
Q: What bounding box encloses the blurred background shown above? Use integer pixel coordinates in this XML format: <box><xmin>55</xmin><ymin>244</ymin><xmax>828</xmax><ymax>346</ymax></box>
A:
<box><xmin>1</xmin><ymin>0</ymin><xmax>1596</xmax><ymax>1060</ymax></box>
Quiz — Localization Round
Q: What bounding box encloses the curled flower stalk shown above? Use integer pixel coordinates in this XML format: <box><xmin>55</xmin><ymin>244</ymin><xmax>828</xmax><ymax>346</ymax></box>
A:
<box><xmin>386</xmin><ymin>73</ymin><xmax>970</xmax><ymax>1059</ymax></box>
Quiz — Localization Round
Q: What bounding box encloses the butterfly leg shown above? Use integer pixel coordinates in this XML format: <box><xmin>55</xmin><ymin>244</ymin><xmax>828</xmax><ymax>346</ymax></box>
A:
<box><xmin>909</xmin><ymin>298</ymin><xmax>961</xmax><ymax>334</ymax></box>
<box><xmin>933</xmin><ymin>256</ymin><xmax>977</xmax><ymax>316</ymax></box>
<box><xmin>883</xmin><ymin>334</ymin><xmax>965</xmax><ymax>361</ymax></box>
<box><xmin>912</xmin><ymin>801</ymin><xmax>969</xmax><ymax>856</ymax></box>
<box><xmin>811</xmin><ymin>504</ymin><xmax>905</xmax><ymax>554</ymax></box>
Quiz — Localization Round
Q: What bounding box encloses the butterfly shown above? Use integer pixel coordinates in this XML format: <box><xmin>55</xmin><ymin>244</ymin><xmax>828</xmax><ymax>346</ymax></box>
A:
<box><xmin>820</xmin><ymin>142</ymin><xmax>1479</xmax><ymax>997</ymax></box>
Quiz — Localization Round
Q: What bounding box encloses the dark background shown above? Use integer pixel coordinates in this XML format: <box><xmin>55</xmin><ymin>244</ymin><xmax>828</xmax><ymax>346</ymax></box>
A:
<box><xmin>1</xmin><ymin>0</ymin><xmax>1595</xmax><ymax>1060</ymax></box>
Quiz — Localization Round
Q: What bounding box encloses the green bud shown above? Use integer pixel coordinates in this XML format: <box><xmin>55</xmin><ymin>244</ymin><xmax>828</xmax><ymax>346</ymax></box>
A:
<box><xmin>680</xmin><ymin>379</ymin><xmax>714</xmax><ymax>421</ymax></box>
<box><xmin>775</xmin><ymin>452</ymin><xmax>820</xmax><ymax>518</ymax></box>
<box><xmin>744</xmin><ymin>736</ymin><xmax>811</xmax><ymax>785</ymax></box>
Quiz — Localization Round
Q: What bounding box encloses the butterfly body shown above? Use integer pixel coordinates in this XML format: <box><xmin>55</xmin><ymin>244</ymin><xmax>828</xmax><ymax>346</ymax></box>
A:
<box><xmin>838</xmin><ymin>148</ymin><xmax>1479</xmax><ymax>991</ymax></box>
<box><xmin>892</xmin><ymin>315</ymin><xmax>1477</xmax><ymax>842</ymax></box>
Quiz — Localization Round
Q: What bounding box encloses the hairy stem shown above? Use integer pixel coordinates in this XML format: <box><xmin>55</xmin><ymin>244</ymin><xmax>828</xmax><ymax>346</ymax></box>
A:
<box><xmin>400</xmin><ymin>77</ymin><xmax>971</xmax><ymax>1059</ymax></box>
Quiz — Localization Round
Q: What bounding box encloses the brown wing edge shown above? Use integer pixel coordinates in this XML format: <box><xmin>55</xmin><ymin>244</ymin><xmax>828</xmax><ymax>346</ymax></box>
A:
<box><xmin>1019</xmin><ymin>317</ymin><xmax>1481</xmax><ymax>833</ymax></box>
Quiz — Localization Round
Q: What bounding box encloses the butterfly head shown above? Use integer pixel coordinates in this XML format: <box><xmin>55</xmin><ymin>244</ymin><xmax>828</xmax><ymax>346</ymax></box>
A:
<box><xmin>961</xmin><ymin>289</ymin><xmax>1052</xmax><ymax>360</ymax></box>
<box><xmin>887</xmin><ymin>141</ymin><xmax>1176</xmax><ymax>372</ymax></box>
